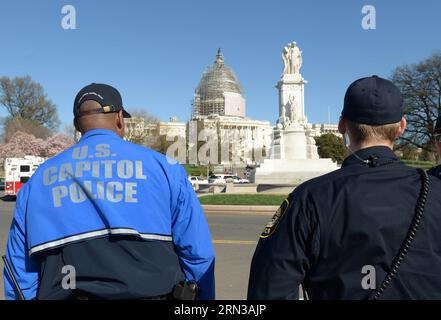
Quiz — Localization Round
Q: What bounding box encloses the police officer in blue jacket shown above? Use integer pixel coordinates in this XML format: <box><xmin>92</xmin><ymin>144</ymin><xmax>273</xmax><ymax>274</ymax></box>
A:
<box><xmin>248</xmin><ymin>76</ymin><xmax>441</xmax><ymax>299</ymax></box>
<box><xmin>3</xmin><ymin>83</ymin><xmax>215</xmax><ymax>300</ymax></box>
<box><xmin>428</xmin><ymin>116</ymin><xmax>441</xmax><ymax>178</ymax></box>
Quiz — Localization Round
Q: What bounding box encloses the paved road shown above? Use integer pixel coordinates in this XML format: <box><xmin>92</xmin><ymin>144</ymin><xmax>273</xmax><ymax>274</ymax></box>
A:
<box><xmin>208</xmin><ymin>213</ymin><xmax>270</xmax><ymax>299</ymax></box>
<box><xmin>0</xmin><ymin>193</ymin><xmax>16</xmax><ymax>301</ymax></box>
<box><xmin>0</xmin><ymin>193</ymin><xmax>271</xmax><ymax>300</ymax></box>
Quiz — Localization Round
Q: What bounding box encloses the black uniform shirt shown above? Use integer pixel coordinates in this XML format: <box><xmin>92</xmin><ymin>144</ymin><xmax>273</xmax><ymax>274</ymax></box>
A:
<box><xmin>248</xmin><ymin>146</ymin><xmax>441</xmax><ymax>300</ymax></box>
<box><xmin>428</xmin><ymin>165</ymin><xmax>441</xmax><ymax>179</ymax></box>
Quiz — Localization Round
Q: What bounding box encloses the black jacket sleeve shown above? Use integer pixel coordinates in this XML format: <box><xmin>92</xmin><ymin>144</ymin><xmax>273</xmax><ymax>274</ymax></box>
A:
<box><xmin>247</xmin><ymin>189</ymin><xmax>320</xmax><ymax>300</ymax></box>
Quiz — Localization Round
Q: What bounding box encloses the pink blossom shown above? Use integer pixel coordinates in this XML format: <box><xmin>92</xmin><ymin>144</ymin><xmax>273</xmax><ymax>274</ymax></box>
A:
<box><xmin>0</xmin><ymin>131</ymin><xmax>75</xmax><ymax>164</ymax></box>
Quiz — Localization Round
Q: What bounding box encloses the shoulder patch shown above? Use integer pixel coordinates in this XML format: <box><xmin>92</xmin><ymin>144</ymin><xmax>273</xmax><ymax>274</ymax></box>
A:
<box><xmin>260</xmin><ymin>198</ymin><xmax>290</xmax><ymax>239</ymax></box>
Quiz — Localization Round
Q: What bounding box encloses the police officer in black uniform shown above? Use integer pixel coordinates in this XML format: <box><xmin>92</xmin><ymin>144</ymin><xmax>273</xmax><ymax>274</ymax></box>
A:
<box><xmin>248</xmin><ymin>76</ymin><xmax>441</xmax><ymax>300</ymax></box>
<box><xmin>428</xmin><ymin>116</ymin><xmax>441</xmax><ymax>178</ymax></box>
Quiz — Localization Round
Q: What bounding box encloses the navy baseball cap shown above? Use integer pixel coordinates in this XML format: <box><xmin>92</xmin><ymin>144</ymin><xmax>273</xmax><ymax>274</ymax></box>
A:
<box><xmin>342</xmin><ymin>75</ymin><xmax>403</xmax><ymax>125</ymax></box>
<box><xmin>73</xmin><ymin>83</ymin><xmax>131</xmax><ymax>119</ymax></box>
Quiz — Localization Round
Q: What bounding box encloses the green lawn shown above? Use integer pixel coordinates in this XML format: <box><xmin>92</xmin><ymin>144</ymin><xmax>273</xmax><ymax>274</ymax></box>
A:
<box><xmin>401</xmin><ymin>159</ymin><xmax>436</xmax><ymax>170</ymax></box>
<box><xmin>198</xmin><ymin>194</ymin><xmax>287</xmax><ymax>206</ymax></box>
<box><xmin>184</xmin><ymin>164</ymin><xmax>208</xmax><ymax>177</ymax></box>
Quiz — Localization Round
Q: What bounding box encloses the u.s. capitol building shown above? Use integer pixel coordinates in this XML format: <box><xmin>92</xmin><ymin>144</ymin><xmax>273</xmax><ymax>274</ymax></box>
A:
<box><xmin>123</xmin><ymin>48</ymin><xmax>339</xmax><ymax>169</ymax></box>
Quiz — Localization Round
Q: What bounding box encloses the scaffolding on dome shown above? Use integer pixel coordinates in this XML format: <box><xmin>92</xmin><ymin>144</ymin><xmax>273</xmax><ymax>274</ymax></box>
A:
<box><xmin>192</xmin><ymin>49</ymin><xmax>244</xmax><ymax>118</ymax></box>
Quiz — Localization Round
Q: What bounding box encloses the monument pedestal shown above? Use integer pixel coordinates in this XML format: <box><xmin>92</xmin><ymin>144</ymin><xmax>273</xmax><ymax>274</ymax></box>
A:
<box><xmin>254</xmin><ymin>125</ymin><xmax>338</xmax><ymax>185</ymax></box>
<box><xmin>283</xmin><ymin>126</ymin><xmax>307</xmax><ymax>160</ymax></box>
<box><xmin>253</xmin><ymin>158</ymin><xmax>338</xmax><ymax>185</ymax></box>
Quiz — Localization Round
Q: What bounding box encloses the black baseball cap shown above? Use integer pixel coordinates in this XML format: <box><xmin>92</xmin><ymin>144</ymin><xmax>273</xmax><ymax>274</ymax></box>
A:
<box><xmin>342</xmin><ymin>75</ymin><xmax>403</xmax><ymax>125</ymax></box>
<box><xmin>73</xmin><ymin>83</ymin><xmax>131</xmax><ymax>119</ymax></box>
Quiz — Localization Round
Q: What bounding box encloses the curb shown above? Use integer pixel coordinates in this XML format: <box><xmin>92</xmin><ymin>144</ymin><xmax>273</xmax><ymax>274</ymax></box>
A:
<box><xmin>202</xmin><ymin>205</ymin><xmax>277</xmax><ymax>216</ymax></box>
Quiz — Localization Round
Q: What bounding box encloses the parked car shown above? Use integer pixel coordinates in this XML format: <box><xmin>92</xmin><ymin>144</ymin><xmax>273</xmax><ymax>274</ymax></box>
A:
<box><xmin>232</xmin><ymin>176</ymin><xmax>250</xmax><ymax>184</ymax></box>
<box><xmin>0</xmin><ymin>178</ymin><xmax>5</xmax><ymax>191</ymax></box>
<box><xmin>208</xmin><ymin>174</ymin><xmax>228</xmax><ymax>184</ymax></box>
<box><xmin>208</xmin><ymin>174</ymin><xmax>249</xmax><ymax>184</ymax></box>
<box><xmin>188</xmin><ymin>176</ymin><xmax>208</xmax><ymax>185</ymax></box>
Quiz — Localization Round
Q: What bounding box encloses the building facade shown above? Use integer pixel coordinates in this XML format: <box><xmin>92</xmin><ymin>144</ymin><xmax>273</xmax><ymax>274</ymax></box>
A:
<box><xmin>310</xmin><ymin>123</ymin><xmax>341</xmax><ymax>137</ymax></box>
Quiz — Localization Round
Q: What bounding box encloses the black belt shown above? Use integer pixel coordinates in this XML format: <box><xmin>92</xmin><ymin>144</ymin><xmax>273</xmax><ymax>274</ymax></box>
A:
<box><xmin>69</xmin><ymin>290</ymin><xmax>172</xmax><ymax>300</ymax></box>
<box><xmin>68</xmin><ymin>281</ymin><xmax>197</xmax><ymax>300</ymax></box>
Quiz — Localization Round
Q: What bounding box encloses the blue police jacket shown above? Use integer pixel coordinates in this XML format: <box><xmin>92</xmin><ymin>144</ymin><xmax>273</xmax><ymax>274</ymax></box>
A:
<box><xmin>4</xmin><ymin>129</ymin><xmax>215</xmax><ymax>300</ymax></box>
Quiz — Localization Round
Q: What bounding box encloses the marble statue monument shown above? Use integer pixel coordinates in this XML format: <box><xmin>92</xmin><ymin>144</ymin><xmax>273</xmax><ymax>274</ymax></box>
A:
<box><xmin>253</xmin><ymin>42</ymin><xmax>338</xmax><ymax>185</ymax></box>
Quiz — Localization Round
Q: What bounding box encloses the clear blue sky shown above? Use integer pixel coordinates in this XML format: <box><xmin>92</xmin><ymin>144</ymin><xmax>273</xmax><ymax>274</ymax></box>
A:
<box><xmin>0</xmin><ymin>0</ymin><xmax>440</xmax><ymax>131</ymax></box>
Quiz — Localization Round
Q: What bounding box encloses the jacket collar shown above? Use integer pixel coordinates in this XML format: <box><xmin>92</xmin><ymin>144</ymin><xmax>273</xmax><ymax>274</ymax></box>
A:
<box><xmin>342</xmin><ymin>146</ymin><xmax>399</xmax><ymax>167</ymax></box>
<box><xmin>80</xmin><ymin>129</ymin><xmax>120</xmax><ymax>141</ymax></box>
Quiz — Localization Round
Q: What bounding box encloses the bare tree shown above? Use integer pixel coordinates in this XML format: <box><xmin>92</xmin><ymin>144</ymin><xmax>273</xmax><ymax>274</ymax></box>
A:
<box><xmin>0</xmin><ymin>76</ymin><xmax>60</xmax><ymax>131</ymax></box>
<box><xmin>124</xmin><ymin>108</ymin><xmax>160</xmax><ymax>145</ymax></box>
<box><xmin>2</xmin><ymin>117</ymin><xmax>51</xmax><ymax>142</ymax></box>
<box><xmin>129</xmin><ymin>109</ymin><xmax>160</xmax><ymax>123</ymax></box>
<box><xmin>392</xmin><ymin>53</ymin><xmax>441</xmax><ymax>153</ymax></box>
<box><xmin>62</xmin><ymin>123</ymin><xmax>80</xmax><ymax>142</ymax></box>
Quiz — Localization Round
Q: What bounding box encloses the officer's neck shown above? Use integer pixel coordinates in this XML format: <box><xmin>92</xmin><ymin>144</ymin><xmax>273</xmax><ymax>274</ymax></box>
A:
<box><xmin>349</xmin><ymin>140</ymin><xmax>394</xmax><ymax>153</ymax></box>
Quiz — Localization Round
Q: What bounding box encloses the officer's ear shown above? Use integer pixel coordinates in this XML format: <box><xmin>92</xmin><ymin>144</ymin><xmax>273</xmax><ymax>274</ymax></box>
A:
<box><xmin>395</xmin><ymin>117</ymin><xmax>407</xmax><ymax>138</ymax></box>
<box><xmin>338</xmin><ymin>116</ymin><xmax>346</xmax><ymax>135</ymax></box>
<box><xmin>114</xmin><ymin>111</ymin><xmax>125</xmax><ymax>138</ymax></box>
<box><xmin>73</xmin><ymin>118</ymin><xmax>81</xmax><ymax>133</ymax></box>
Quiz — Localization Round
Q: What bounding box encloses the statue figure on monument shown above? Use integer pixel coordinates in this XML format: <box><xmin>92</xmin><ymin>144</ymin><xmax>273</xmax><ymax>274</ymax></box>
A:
<box><xmin>289</xmin><ymin>42</ymin><xmax>302</xmax><ymax>75</ymax></box>
<box><xmin>282</xmin><ymin>45</ymin><xmax>290</xmax><ymax>75</ymax></box>
<box><xmin>282</xmin><ymin>42</ymin><xmax>303</xmax><ymax>76</ymax></box>
<box><xmin>288</xmin><ymin>95</ymin><xmax>298</xmax><ymax>123</ymax></box>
